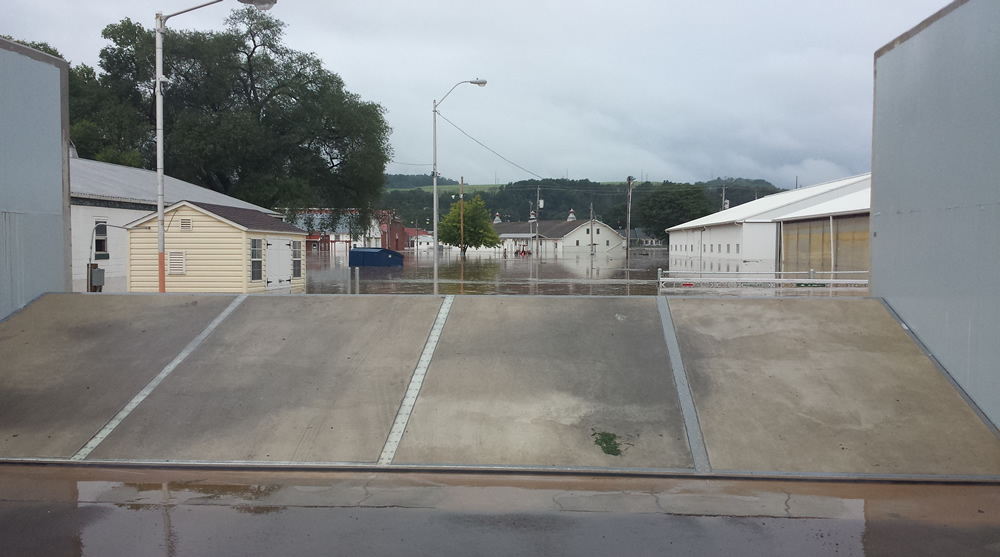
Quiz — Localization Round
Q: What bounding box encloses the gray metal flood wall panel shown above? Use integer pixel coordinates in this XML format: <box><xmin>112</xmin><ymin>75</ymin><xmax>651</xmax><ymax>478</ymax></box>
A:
<box><xmin>0</xmin><ymin>40</ymin><xmax>71</xmax><ymax>320</ymax></box>
<box><xmin>871</xmin><ymin>0</ymin><xmax>1000</xmax><ymax>427</ymax></box>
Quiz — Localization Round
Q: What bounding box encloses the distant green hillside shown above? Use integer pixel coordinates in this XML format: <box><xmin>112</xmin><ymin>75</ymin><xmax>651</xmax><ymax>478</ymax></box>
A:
<box><xmin>385</xmin><ymin>173</ymin><xmax>459</xmax><ymax>189</ymax></box>
<box><xmin>379</xmin><ymin>175</ymin><xmax>783</xmax><ymax>236</ymax></box>
<box><xmin>416</xmin><ymin>183</ymin><xmax>499</xmax><ymax>194</ymax></box>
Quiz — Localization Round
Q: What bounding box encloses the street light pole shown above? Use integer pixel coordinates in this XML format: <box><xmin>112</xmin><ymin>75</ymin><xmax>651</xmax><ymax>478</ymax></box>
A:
<box><xmin>625</xmin><ymin>175</ymin><xmax>634</xmax><ymax>270</ymax></box>
<box><xmin>432</xmin><ymin>78</ymin><xmax>486</xmax><ymax>295</ymax></box>
<box><xmin>155</xmin><ymin>0</ymin><xmax>276</xmax><ymax>292</ymax></box>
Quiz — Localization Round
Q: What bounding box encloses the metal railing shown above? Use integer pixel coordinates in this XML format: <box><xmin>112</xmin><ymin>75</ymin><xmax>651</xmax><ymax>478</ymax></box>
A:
<box><xmin>657</xmin><ymin>268</ymin><xmax>869</xmax><ymax>291</ymax></box>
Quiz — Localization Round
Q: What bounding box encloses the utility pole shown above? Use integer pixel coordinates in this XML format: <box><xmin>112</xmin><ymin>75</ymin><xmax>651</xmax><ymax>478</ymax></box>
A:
<box><xmin>536</xmin><ymin>183</ymin><xmax>541</xmax><ymax>256</ymax></box>
<box><xmin>721</xmin><ymin>185</ymin><xmax>728</xmax><ymax>210</ymax></box>
<box><xmin>625</xmin><ymin>175</ymin><xmax>634</xmax><ymax>270</ymax></box>
<box><xmin>590</xmin><ymin>203</ymin><xmax>595</xmax><ymax>257</ymax></box>
<box><xmin>460</xmin><ymin>176</ymin><xmax>464</xmax><ymax>257</ymax></box>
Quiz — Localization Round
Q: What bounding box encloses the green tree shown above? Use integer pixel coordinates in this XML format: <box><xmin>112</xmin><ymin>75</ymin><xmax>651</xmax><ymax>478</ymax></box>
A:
<box><xmin>62</xmin><ymin>8</ymin><xmax>391</xmax><ymax>215</ymax></box>
<box><xmin>633</xmin><ymin>186</ymin><xmax>715</xmax><ymax>241</ymax></box>
<box><xmin>439</xmin><ymin>195</ymin><xmax>501</xmax><ymax>255</ymax></box>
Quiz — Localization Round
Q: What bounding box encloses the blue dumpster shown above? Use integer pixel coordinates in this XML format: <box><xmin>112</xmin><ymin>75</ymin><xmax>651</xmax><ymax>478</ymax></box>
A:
<box><xmin>349</xmin><ymin>248</ymin><xmax>404</xmax><ymax>267</ymax></box>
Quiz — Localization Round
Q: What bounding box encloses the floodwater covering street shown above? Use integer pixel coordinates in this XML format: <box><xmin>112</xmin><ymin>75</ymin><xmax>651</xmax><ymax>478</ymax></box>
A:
<box><xmin>306</xmin><ymin>247</ymin><xmax>868</xmax><ymax>297</ymax></box>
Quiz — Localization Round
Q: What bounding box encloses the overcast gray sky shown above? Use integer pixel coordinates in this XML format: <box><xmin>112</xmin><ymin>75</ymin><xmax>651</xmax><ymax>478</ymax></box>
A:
<box><xmin>6</xmin><ymin>0</ymin><xmax>948</xmax><ymax>188</ymax></box>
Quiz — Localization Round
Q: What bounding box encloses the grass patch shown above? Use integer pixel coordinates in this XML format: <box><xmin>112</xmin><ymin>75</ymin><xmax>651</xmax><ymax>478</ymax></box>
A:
<box><xmin>592</xmin><ymin>430</ymin><xmax>626</xmax><ymax>456</ymax></box>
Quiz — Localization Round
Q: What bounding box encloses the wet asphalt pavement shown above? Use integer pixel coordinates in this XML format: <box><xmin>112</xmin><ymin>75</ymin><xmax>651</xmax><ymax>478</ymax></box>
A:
<box><xmin>2</xmin><ymin>466</ymin><xmax>999</xmax><ymax>557</ymax></box>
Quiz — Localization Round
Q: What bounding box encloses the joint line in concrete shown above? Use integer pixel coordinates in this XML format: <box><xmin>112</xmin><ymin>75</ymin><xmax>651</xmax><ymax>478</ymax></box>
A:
<box><xmin>378</xmin><ymin>295</ymin><xmax>454</xmax><ymax>466</ymax></box>
<box><xmin>70</xmin><ymin>294</ymin><xmax>248</xmax><ymax>461</ymax></box>
<box><xmin>657</xmin><ymin>296</ymin><xmax>711</xmax><ymax>474</ymax></box>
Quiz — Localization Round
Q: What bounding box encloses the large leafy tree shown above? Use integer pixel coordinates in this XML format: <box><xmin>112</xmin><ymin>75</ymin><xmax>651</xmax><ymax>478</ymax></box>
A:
<box><xmin>439</xmin><ymin>195</ymin><xmax>502</xmax><ymax>255</ymax></box>
<box><xmin>633</xmin><ymin>186</ymin><xmax>715</xmax><ymax>241</ymax></box>
<box><xmin>73</xmin><ymin>7</ymin><xmax>391</xmax><ymax>216</ymax></box>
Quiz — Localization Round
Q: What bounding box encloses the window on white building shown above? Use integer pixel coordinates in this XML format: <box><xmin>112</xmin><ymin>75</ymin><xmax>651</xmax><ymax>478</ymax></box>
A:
<box><xmin>94</xmin><ymin>219</ymin><xmax>109</xmax><ymax>260</ymax></box>
<box><xmin>727</xmin><ymin>244</ymin><xmax>730</xmax><ymax>253</ymax></box>
<box><xmin>736</xmin><ymin>244</ymin><xmax>740</xmax><ymax>254</ymax></box>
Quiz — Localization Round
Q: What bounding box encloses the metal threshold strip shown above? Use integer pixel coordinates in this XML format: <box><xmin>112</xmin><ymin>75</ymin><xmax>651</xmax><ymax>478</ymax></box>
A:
<box><xmin>4</xmin><ymin>457</ymin><xmax>1000</xmax><ymax>484</ymax></box>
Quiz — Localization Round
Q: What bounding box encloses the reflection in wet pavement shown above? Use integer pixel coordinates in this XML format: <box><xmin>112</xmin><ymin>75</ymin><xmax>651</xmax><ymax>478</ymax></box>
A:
<box><xmin>307</xmin><ymin>248</ymin><xmax>867</xmax><ymax>297</ymax></box>
<box><xmin>2</xmin><ymin>467</ymin><xmax>998</xmax><ymax>556</ymax></box>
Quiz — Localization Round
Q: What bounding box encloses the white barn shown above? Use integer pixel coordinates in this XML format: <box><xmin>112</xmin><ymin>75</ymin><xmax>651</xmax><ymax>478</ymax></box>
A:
<box><xmin>666</xmin><ymin>174</ymin><xmax>870</xmax><ymax>274</ymax></box>
<box><xmin>491</xmin><ymin>218</ymin><xmax>625</xmax><ymax>257</ymax></box>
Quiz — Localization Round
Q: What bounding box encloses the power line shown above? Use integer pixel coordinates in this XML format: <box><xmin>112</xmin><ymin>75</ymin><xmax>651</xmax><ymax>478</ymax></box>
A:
<box><xmin>435</xmin><ymin>110</ymin><xmax>544</xmax><ymax>180</ymax></box>
<box><xmin>390</xmin><ymin>160</ymin><xmax>433</xmax><ymax>167</ymax></box>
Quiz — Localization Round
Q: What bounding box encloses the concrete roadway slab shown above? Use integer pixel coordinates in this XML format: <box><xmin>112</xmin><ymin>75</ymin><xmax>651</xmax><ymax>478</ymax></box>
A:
<box><xmin>88</xmin><ymin>296</ymin><xmax>442</xmax><ymax>463</ymax></box>
<box><xmin>0</xmin><ymin>294</ymin><xmax>237</xmax><ymax>458</ymax></box>
<box><xmin>669</xmin><ymin>298</ymin><xmax>1000</xmax><ymax>475</ymax></box>
<box><xmin>393</xmin><ymin>297</ymin><xmax>693</xmax><ymax>469</ymax></box>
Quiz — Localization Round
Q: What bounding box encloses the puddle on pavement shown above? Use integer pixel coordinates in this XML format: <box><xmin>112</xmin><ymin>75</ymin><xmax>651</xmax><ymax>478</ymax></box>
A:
<box><xmin>1</xmin><ymin>468</ymin><xmax>997</xmax><ymax>556</ymax></box>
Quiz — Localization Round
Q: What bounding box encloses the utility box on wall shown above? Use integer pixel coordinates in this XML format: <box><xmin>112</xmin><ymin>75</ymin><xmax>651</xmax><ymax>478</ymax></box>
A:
<box><xmin>0</xmin><ymin>38</ymin><xmax>71</xmax><ymax>320</ymax></box>
<box><xmin>871</xmin><ymin>0</ymin><xmax>1000</xmax><ymax>428</ymax></box>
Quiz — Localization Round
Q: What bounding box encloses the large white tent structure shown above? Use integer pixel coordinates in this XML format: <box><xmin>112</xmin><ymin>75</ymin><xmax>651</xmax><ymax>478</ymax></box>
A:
<box><xmin>667</xmin><ymin>174</ymin><xmax>870</xmax><ymax>274</ymax></box>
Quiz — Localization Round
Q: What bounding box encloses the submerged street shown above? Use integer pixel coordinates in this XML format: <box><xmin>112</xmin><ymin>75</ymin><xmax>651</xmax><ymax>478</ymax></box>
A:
<box><xmin>306</xmin><ymin>247</ymin><xmax>868</xmax><ymax>297</ymax></box>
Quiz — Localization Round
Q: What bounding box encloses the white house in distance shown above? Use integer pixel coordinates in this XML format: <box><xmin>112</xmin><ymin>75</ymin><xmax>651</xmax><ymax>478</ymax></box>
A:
<box><xmin>491</xmin><ymin>210</ymin><xmax>625</xmax><ymax>257</ymax></box>
<box><xmin>70</xmin><ymin>154</ymin><xmax>279</xmax><ymax>292</ymax></box>
<box><xmin>126</xmin><ymin>201</ymin><xmax>307</xmax><ymax>294</ymax></box>
<box><xmin>666</xmin><ymin>173</ymin><xmax>870</xmax><ymax>275</ymax></box>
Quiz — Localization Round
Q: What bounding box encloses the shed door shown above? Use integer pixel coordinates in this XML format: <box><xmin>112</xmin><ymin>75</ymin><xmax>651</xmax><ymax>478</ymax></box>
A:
<box><xmin>266</xmin><ymin>236</ymin><xmax>292</xmax><ymax>290</ymax></box>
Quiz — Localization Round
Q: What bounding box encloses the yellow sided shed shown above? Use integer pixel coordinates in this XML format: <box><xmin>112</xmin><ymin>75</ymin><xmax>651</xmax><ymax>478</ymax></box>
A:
<box><xmin>126</xmin><ymin>201</ymin><xmax>307</xmax><ymax>293</ymax></box>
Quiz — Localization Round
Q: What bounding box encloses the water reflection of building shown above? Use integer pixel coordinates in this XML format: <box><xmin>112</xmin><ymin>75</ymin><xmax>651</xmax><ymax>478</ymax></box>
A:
<box><xmin>667</xmin><ymin>174</ymin><xmax>870</xmax><ymax>276</ymax></box>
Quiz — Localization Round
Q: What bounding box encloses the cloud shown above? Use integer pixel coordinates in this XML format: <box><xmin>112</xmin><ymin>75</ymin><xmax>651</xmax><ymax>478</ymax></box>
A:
<box><xmin>4</xmin><ymin>0</ymin><xmax>949</xmax><ymax>188</ymax></box>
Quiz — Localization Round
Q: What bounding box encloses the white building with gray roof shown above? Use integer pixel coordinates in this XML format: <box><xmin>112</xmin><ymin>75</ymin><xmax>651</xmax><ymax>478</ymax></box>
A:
<box><xmin>70</xmin><ymin>155</ymin><xmax>278</xmax><ymax>292</ymax></box>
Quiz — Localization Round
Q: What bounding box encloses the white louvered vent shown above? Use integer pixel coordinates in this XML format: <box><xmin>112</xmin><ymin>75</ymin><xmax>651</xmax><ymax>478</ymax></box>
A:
<box><xmin>180</xmin><ymin>218</ymin><xmax>193</xmax><ymax>231</ymax></box>
<box><xmin>168</xmin><ymin>251</ymin><xmax>186</xmax><ymax>275</ymax></box>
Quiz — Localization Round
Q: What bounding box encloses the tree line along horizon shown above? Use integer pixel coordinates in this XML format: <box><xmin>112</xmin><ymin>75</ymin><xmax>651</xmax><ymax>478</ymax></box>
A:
<box><xmin>6</xmin><ymin>9</ymin><xmax>781</xmax><ymax>243</ymax></box>
<box><xmin>381</xmin><ymin>175</ymin><xmax>781</xmax><ymax>242</ymax></box>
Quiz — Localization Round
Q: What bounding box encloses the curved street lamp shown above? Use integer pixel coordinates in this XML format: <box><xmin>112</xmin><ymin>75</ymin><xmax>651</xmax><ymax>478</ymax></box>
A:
<box><xmin>155</xmin><ymin>0</ymin><xmax>276</xmax><ymax>292</ymax></box>
<box><xmin>432</xmin><ymin>79</ymin><xmax>486</xmax><ymax>294</ymax></box>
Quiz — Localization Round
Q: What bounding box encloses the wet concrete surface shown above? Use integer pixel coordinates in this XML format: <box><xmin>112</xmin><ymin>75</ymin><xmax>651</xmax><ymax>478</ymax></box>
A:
<box><xmin>86</xmin><ymin>296</ymin><xmax>443</xmax><ymax>463</ymax></box>
<box><xmin>0</xmin><ymin>294</ymin><xmax>237</xmax><ymax>458</ymax></box>
<box><xmin>1</xmin><ymin>465</ymin><xmax>999</xmax><ymax>556</ymax></box>
<box><xmin>3</xmin><ymin>293</ymin><xmax>998</xmax><ymax>478</ymax></box>
<box><xmin>670</xmin><ymin>298</ymin><xmax>1000</xmax><ymax>475</ymax></box>
<box><xmin>392</xmin><ymin>296</ymin><xmax>693</xmax><ymax>469</ymax></box>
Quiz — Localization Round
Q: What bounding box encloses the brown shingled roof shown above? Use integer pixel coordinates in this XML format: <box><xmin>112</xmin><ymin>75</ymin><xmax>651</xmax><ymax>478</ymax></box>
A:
<box><xmin>493</xmin><ymin>219</ymin><xmax>604</xmax><ymax>238</ymax></box>
<box><xmin>184</xmin><ymin>201</ymin><xmax>305</xmax><ymax>234</ymax></box>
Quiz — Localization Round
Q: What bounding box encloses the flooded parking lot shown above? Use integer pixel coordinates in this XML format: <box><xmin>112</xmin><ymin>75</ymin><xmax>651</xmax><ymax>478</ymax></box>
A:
<box><xmin>306</xmin><ymin>247</ymin><xmax>867</xmax><ymax>297</ymax></box>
